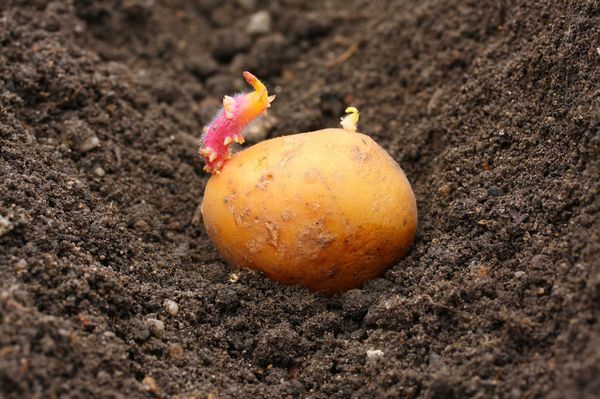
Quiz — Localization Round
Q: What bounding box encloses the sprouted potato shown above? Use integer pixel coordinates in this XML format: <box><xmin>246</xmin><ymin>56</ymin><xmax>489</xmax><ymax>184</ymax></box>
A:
<box><xmin>199</xmin><ymin>72</ymin><xmax>417</xmax><ymax>295</ymax></box>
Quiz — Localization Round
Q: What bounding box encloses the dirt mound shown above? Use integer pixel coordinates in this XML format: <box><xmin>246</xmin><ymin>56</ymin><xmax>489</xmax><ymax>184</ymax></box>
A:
<box><xmin>1</xmin><ymin>0</ymin><xmax>599</xmax><ymax>397</ymax></box>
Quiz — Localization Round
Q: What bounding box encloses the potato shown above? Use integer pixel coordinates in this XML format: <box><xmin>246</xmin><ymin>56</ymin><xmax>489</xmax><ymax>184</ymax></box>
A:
<box><xmin>201</xmin><ymin>128</ymin><xmax>417</xmax><ymax>295</ymax></box>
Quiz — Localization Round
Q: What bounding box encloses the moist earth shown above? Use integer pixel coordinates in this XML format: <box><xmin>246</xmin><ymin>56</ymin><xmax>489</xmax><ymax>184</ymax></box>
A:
<box><xmin>1</xmin><ymin>1</ymin><xmax>599</xmax><ymax>398</ymax></box>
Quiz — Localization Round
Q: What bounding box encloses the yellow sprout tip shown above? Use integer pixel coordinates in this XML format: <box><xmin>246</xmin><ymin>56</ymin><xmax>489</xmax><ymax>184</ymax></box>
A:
<box><xmin>340</xmin><ymin>106</ymin><xmax>359</xmax><ymax>132</ymax></box>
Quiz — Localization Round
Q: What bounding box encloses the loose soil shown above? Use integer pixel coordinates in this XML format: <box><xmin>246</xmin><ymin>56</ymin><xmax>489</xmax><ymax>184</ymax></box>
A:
<box><xmin>1</xmin><ymin>1</ymin><xmax>599</xmax><ymax>398</ymax></box>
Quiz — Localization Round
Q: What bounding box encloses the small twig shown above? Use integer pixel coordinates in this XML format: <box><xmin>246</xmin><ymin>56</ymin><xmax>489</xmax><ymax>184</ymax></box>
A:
<box><xmin>326</xmin><ymin>42</ymin><xmax>360</xmax><ymax>68</ymax></box>
<box><xmin>325</xmin><ymin>11</ymin><xmax>372</xmax><ymax>21</ymax></box>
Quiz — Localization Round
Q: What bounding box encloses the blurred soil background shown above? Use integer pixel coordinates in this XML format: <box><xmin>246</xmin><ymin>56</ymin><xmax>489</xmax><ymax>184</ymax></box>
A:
<box><xmin>1</xmin><ymin>0</ymin><xmax>599</xmax><ymax>397</ymax></box>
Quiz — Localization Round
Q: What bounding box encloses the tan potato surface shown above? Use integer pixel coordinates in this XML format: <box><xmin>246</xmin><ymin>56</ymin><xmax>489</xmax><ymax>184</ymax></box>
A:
<box><xmin>201</xmin><ymin>128</ymin><xmax>417</xmax><ymax>294</ymax></box>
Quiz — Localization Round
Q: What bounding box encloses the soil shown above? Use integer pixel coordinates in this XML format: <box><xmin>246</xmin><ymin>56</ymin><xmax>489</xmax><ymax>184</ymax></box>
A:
<box><xmin>1</xmin><ymin>0</ymin><xmax>599</xmax><ymax>398</ymax></box>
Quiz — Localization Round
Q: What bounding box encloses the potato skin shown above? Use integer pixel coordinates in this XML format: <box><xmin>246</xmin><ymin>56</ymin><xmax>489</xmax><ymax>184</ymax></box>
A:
<box><xmin>201</xmin><ymin>128</ymin><xmax>417</xmax><ymax>295</ymax></box>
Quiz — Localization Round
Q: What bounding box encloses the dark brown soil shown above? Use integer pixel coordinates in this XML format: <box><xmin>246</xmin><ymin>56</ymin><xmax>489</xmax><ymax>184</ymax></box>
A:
<box><xmin>1</xmin><ymin>1</ymin><xmax>599</xmax><ymax>398</ymax></box>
